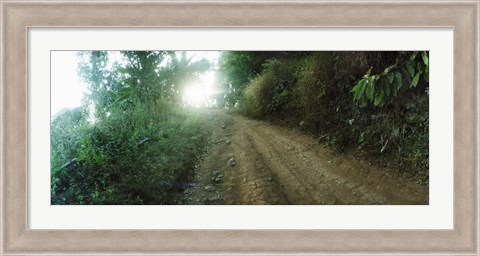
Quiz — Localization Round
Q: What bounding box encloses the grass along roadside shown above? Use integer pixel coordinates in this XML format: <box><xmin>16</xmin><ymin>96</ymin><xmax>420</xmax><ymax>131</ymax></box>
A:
<box><xmin>51</xmin><ymin>107</ymin><xmax>207</xmax><ymax>205</ymax></box>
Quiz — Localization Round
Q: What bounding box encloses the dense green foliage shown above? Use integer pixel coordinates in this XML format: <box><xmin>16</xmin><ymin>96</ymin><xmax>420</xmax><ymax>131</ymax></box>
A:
<box><xmin>51</xmin><ymin>51</ymin><xmax>209</xmax><ymax>204</ymax></box>
<box><xmin>51</xmin><ymin>106</ymin><xmax>204</xmax><ymax>204</ymax></box>
<box><xmin>222</xmin><ymin>51</ymin><xmax>429</xmax><ymax>182</ymax></box>
<box><xmin>218</xmin><ymin>51</ymin><xmax>309</xmax><ymax>107</ymax></box>
<box><xmin>52</xmin><ymin>50</ymin><xmax>429</xmax><ymax>205</ymax></box>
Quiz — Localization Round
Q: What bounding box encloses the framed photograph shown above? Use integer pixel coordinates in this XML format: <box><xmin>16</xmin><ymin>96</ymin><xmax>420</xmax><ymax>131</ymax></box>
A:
<box><xmin>1</xmin><ymin>0</ymin><xmax>478</xmax><ymax>255</ymax></box>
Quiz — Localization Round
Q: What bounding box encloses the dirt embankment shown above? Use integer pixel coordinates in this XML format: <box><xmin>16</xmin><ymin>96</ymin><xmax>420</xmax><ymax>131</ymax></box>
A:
<box><xmin>183</xmin><ymin>109</ymin><xmax>428</xmax><ymax>205</ymax></box>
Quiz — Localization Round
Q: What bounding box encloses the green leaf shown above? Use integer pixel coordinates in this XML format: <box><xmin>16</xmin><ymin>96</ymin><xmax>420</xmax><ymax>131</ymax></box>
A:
<box><xmin>374</xmin><ymin>90</ymin><xmax>384</xmax><ymax>106</ymax></box>
<box><xmin>382</xmin><ymin>78</ymin><xmax>391</xmax><ymax>97</ymax></box>
<box><xmin>394</xmin><ymin>72</ymin><xmax>403</xmax><ymax>90</ymax></box>
<box><xmin>359</xmin><ymin>131</ymin><xmax>365</xmax><ymax>143</ymax></box>
<box><xmin>366</xmin><ymin>67</ymin><xmax>372</xmax><ymax>76</ymax></box>
<box><xmin>113</xmin><ymin>92</ymin><xmax>131</xmax><ymax>105</ymax></box>
<box><xmin>382</xmin><ymin>64</ymin><xmax>397</xmax><ymax>75</ymax></box>
<box><xmin>387</xmin><ymin>72</ymin><xmax>394</xmax><ymax>83</ymax></box>
<box><xmin>410</xmin><ymin>71</ymin><xmax>422</xmax><ymax>88</ymax></box>
<box><xmin>421</xmin><ymin>51</ymin><xmax>429</xmax><ymax>67</ymax></box>
<box><xmin>409</xmin><ymin>51</ymin><xmax>419</xmax><ymax>61</ymax></box>
<box><xmin>406</xmin><ymin>61</ymin><xmax>415</xmax><ymax>78</ymax></box>
<box><xmin>363</xmin><ymin>67</ymin><xmax>373</xmax><ymax>78</ymax></box>
<box><xmin>117</xmin><ymin>87</ymin><xmax>133</xmax><ymax>96</ymax></box>
<box><xmin>423</xmin><ymin>69</ymin><xmax>429</xmax><ymax>82</ymax></box>
<box><xmin>408</xmin><ymin>114</ymin><xmax>416</xmax><ymax>122</ymax></box>
<box><xmin>365</xmin><ymin>79</ymin><xmax>375</xmax><ymax>101</ymax></box>
<box><xmin>352</xmin><ymin>79</ymin><xmax>367</xmax><ymax>100</ymax></box>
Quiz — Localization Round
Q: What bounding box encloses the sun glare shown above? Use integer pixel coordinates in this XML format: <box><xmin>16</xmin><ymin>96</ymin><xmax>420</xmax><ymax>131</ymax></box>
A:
<box><xmin>183</xmin><ymin>71</ymin><xmax>219</xmax><ymax>108</ymax></box>
<box><xmin>184</xmin><ymin>83</ymin><xmax>206</xmax><ymax>107</ymax></box>
<box><xmin>51</xmin><ymin>51</ymin><xmax>222</xmax><ymax>117</ymax></box>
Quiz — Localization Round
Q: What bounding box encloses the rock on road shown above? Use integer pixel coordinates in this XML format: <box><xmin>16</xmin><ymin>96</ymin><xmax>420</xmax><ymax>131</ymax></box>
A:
<box><xmin>185</xmin><ymin>109</ymin><xmax>428</xmax><ymax>205</ymax></box>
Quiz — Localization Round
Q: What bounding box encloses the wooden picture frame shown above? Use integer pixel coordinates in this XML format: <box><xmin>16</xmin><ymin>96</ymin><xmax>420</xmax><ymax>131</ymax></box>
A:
<box><xmin>1</xmin><ymin>1</ymin><xmax>478</xmax><ymax>255</ymax></box>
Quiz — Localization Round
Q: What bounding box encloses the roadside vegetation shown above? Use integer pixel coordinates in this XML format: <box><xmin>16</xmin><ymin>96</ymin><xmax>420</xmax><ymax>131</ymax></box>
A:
<box><xmin>51</xmin><ymin>51</ymin><xmax>210</xmax><ymax>204</ymax></box>
<box><xmin>51</xmin><ymin>50</ymin><xmax>429</xmax><ymax>205</ymax></box>
<box><xmin>219</xmin><ymin>51</ymin><xmax>429</xmax><ymax>184</ymax></box>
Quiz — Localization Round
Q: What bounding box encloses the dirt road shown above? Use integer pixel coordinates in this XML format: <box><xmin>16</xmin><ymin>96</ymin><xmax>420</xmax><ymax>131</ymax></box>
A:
<box><xmin>183</xmin><ymin>109</ymin><xmax>428</xmax><ymax>205</ymax></box>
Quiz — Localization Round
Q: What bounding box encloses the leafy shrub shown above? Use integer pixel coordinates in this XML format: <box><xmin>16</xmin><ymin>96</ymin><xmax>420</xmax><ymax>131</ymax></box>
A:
<box><xmin>348</xmin><ymin>52</ymin><xmax>429</xmax><ymax>177</ymax></box>
<box><xmin>227</xmin><ymin>51</ymin><xmax>429</xmax><ymax>182</ymax></box>
<box><xmin>241</xmin><ymin>59</ymin><xmax>296</xmax><ymax>117</ymax></box>
<box><xmin>294</xmin><ymin>52</ymin><xmax>337</xmax><ymax>133</ymax></box>
<box><xmin>52</xmin><ymin>51</ymin><xmax>211</xmax><ymax>205</ymax></box>
<box><xmin>51</xmin><ymin>105</ymin><xmax>206</xmax><ymax>205</ymax></box>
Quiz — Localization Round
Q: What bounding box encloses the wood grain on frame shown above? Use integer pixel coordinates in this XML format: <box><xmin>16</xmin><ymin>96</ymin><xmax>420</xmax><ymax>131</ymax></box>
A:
<box><xmin>1</xmin><ymin>1</ymin><xmax>478</xmax><ymax>255</ymax></box>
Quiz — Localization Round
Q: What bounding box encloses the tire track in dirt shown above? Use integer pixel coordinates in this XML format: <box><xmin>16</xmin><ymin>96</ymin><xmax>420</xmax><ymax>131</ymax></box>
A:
<box><xmin>184</xmin><ymin>109</ymin><xmax>428</xmax><ymax>205</ymax></box>
<box><xmin>246</xmin><ymin>120</ymin><xmax>387</xmax><ymax>204</ymax></box>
